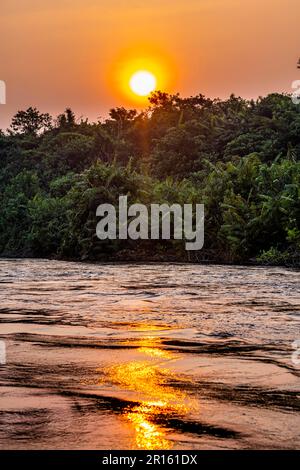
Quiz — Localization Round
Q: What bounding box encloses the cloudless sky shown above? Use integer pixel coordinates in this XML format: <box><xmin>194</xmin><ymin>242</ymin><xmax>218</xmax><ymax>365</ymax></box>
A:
<box><xmin>1</xmin><ymin>0</ymin><xmax>300</xmax><ymax>129</ymax></box>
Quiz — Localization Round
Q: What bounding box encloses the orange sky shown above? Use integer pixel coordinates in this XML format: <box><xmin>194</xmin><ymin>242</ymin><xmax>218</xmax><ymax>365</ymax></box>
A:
<box><xmin>1</xmin><ymin>0</ymin><xmax>300</xmax><ymax>129</ymax></box>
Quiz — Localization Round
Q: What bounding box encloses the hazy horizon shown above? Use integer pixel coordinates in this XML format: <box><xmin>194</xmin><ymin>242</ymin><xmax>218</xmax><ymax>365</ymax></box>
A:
<box><xmin>1</xmin><ymin>0</ymin><xmax>300</xmax><ymax>130</ymax></box>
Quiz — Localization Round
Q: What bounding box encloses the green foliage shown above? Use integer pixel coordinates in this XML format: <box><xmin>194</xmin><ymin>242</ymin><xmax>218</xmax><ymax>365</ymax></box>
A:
<box><xmin>10</xmin><ymin>107</ymin><xmax>52</xmax><ymax>135</ymax></box>
<box><xmin>257</xmin><ymin>247</ymin><xmax>299</xmax><ymax>267</ymax></box>
<box><xmin>0</xmin><ymin>92</ymin><xmax>299</xmax><ymax>265</ymax></box>
<box><xmin>0</xmin><ymin>170</ymin><xmax>40</xmax><ymax>253</ymax></box>
<box><xmin>27</xmin><ymin>195</ymin><xmax>69</xmax><ymax>256</ymax></box>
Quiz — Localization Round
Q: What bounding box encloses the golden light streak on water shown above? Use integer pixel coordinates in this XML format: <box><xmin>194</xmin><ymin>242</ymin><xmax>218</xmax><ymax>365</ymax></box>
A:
<box><xmin>125</xmin><ymin>403</ymin><xmax>173</xmax><ymax>450</ymax></box>
<box><xmin>100</xmin><ymin>335</ymin><xmax>195</xmax><ymax>449</ymax></box>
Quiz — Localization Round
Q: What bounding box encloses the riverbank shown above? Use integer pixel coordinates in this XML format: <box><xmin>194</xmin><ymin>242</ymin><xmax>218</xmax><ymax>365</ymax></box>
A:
<box><xmin>1</xmin><ymin>247</ymin><xmax>300</xmax><ymax>268</ymax></box>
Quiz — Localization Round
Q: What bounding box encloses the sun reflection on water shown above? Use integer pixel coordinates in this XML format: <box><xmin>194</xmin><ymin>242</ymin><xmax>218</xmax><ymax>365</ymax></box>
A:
<box><xmin>126</xmin><ymin>402</ymin><xmax>173</xmax><ymax>450</ymax></box>
<box><xmin>99</xmin><ymin>336</ymin><xmax>196</xmax><ymax>450</ymax></box>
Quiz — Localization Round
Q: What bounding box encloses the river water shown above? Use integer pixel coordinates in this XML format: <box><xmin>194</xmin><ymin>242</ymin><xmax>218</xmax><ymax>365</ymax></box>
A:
<box><xmin>0</xmin><ymin>259</ymin><xmax>299</xmax><ymax>449</ymax></box>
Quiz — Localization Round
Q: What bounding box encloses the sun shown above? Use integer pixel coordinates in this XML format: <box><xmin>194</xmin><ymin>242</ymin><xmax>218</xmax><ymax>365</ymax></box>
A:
<box><xmin>108</xmin><ymin>50</ymin><xmax>177</xmax><ymax>104</ymax></box>
<box><xmin>129</xmin><ymin>70</ymin><xmax>157</xmax><ymax>97</ymax></box>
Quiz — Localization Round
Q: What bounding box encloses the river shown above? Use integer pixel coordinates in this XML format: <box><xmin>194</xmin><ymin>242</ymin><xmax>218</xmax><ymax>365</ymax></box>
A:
<box><xmin>0</xmin><ymin>259</ymin><xmax>299</xmax><ymax>449</ymax></box>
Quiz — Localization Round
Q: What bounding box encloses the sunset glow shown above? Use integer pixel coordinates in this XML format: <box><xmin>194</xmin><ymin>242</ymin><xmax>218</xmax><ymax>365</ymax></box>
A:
<box><xmin>111</xmin><ymin>52</ymin><xmax>170</xmax><ymax>106</ymax></box>
<box><xmin>1</xmin><ymin>0</ymin><xmax>299</xmax><ymax>455</ymax></box>
<box><xmin>1</xmin><ymin>0</ymin><xmax>299</xmax><ymax>128</ymax></box>
<box><xmin>129</xmin><ymin>71</ymin><xmax>156</xmax><ymax>96</ymax></box>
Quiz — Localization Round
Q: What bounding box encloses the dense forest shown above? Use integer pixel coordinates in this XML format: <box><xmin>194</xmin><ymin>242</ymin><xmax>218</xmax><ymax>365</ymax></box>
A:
<box><xmin>0</xmin><ymin>91</ymin><xmax>299</xmax><ymax>265</ymax></box>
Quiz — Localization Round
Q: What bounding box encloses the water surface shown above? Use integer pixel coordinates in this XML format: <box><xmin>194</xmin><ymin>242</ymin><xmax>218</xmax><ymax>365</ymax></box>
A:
<box><xmin>0</xmin><ymin>259</ymin><xmax>299</xmax><ymax>449</ymax></box>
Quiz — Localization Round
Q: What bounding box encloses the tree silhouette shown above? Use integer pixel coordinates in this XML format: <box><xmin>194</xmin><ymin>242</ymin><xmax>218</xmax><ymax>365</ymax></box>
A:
<box><xmin>57</xmin><ymin>108</ymin><xmax>76</xmax><ymax>129</ymax></box>
<box><xmin>10</xmin><ymin>107</ymin><xmax>52</xmax><ymax>135</ymax></box>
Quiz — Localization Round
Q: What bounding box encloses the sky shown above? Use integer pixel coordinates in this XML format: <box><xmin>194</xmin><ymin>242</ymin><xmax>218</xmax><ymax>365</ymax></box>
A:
<box><xmin>1</xmin><ymin>0</ymin><xmax>300</xmax><ymax>129</ymax></box>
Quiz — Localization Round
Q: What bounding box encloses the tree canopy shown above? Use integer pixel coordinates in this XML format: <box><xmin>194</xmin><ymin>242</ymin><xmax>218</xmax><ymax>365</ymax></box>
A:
<box><xmin>0</xmin><ymin>92</ymin><xmax>299</xmax><ymax>265</ymax></box>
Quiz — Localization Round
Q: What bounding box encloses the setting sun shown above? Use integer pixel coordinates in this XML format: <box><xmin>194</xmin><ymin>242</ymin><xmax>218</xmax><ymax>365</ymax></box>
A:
<box><xmin>108</xmin><ymin>49</ymin><xmax>176</xmax><ymax>105</ymax></box>
<box><xmin>129</xmin><ymin>70</ymin><xmax>157</xmax><ymax>96</ymax></box>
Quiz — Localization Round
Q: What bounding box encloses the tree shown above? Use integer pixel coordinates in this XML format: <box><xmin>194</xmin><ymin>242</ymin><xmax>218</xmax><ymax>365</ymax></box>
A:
<box><xmin>10</xmin><ymin>107</ymin><xmax>52</xmax><ymax>135</ymax></box>
<box><xmin>56</xmin><ymin>108</ymin><xmax>76</xmax><ymax>129</ymax></box>
<box><xmin>0</xmin><ymin>92</ymin><xmax>299</xmax><ymax>265</ymax></box>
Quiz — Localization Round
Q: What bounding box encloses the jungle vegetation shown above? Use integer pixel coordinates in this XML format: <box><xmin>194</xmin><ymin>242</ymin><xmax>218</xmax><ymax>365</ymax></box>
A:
<box><xmin>0</xmin><ymin>92</ymin><xmax>299</xmax><ymax>265</ymax></box>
